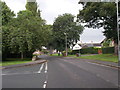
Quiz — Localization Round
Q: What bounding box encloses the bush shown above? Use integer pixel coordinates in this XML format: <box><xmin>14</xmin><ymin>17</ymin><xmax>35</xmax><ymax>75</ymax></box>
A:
<box><xmin>80</xmin><ymin>47</ymin><xmax>98</xmax><ymax>54</ymax></box>
<box><xmin>102</xmin><ymin>47</ymin><xmax>114</xmax><ymax>54</ymax></box>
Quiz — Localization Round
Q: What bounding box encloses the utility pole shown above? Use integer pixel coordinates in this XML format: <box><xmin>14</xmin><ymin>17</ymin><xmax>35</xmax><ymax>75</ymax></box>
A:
<box><xmin>116</xmin><ymin>0</ymin><xmax>120</xmax><ymax>61</ymax></box>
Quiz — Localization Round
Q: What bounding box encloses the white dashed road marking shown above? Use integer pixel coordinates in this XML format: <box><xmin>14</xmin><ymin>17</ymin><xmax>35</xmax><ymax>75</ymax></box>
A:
<box><xmin>43</xmin><ymin>81</ymin><xmax>47</xmax><ymax>88</ymax></box>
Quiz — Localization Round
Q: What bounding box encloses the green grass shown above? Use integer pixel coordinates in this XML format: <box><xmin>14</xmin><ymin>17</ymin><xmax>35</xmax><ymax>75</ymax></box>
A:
<box><xmin>0</xmin><ymin>58</ymin><xmax>32</xmax><ymax>66</ymax></box>
<box><xmin>76</xmin><ymin>54</ymin><xmax>118</xmax><ymax>63</ymax></box>
<box><xmin>51</xmin><ymin>54</ymin><xmax>59</xmax><ymax>56</ymax></box>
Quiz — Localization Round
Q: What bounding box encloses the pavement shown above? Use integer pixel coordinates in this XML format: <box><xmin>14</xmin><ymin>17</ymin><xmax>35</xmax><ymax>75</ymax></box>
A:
<box><xmin>2</xmin><ymin>55</ymin><xmax>119</xmax><ymax>88</ymax></box>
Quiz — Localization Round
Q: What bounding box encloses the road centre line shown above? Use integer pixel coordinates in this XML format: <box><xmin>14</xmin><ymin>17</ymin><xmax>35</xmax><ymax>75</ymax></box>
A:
<box><xmin>38</xmin><ymin>63</ymin><xmax>44</xmax><ymax>73</ymax></box>
<box><xmin>43</xmin><ymin>81</ymin><xmax>47</xmax><ymax>88</ymax></box>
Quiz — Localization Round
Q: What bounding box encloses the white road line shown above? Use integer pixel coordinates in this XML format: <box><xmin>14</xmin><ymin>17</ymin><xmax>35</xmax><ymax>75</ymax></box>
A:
<box><xmin>86</xmin><ymin>61</ymin><xmax>117</xmax><ymax>69</ymax></box>
<box><xmin>38</xmin><ymin>63</ymin><xmax>44</xmax><ymax>73</ymax></box>
<box><xmin>43</xmin><ymin>81</ymin><xmax>47</xmax><ymax>88</ymax></box>
<box><xmin>1</xmin><ymin>72</ymin><xmax>38</xmax><ymax>76</ymax></box>
<box><xmin>1</xmin><ymin>74</ymin><xmax>6</xmax><ymax>75</ymax></box>
<box><xmin>44</xmin><ymin>62</ymin><xmax>48</xmax><ymax>73</ymax></box>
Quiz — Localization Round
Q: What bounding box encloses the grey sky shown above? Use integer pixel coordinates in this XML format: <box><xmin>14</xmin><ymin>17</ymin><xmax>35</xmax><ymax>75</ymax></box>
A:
<box><xmin>3</xmin><ymin>0</ymin><xmax>105</xmax><ymax>43</ymax></box>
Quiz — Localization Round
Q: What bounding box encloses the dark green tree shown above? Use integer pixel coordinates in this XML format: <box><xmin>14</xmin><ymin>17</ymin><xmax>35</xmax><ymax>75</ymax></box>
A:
<box><xmin>1</xmin><ymin>1</ymin><xmax>15</xmax><ymax>60</ymax></box>
<box><xmin>26</xmin><ymin>0</ymin><xmax>41</xmax><ymax>17</ymax></box>
<box><xmin>77</xmin><ymin>2</ymin><xmax>120</xmax><ymax>54</ymax></box>
<box><xmin>53</xmin><ymin>13</ymin><xmax>84</xmax><ymax>51</ymax></box>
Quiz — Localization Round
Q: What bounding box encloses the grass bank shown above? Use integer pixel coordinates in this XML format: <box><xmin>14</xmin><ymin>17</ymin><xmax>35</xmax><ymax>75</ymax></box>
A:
<box><xmin>0</xmin><ymin>58</ymin><xmax>32</xmax><ymax>66</ymax></box>
<box><xmin>76</xmin><ymin>54</ymin><xmax>118</xmax><ymax>63</ymax></box>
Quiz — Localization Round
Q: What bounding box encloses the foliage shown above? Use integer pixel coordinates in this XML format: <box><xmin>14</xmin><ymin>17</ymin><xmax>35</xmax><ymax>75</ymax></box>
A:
<box><xmin>1</xmin><ymin>1</ymin><xmax>15</xmax><ymax>60</ymax></box>
<box><xmin>102</xmin><ymin>47</ymin><xmax>114</xmax><ymax>54</ymax></box>
<box><xmin>77</xmin><ymin>2</ymin><xmax>120</xmax><ymax>44</ymax></box>
<box><xmin>72</xmin><ymin>47</ymin><xmax>98</xmax><ymax>54</ymax></box>
<box><xmin>2</xmin><ymin>0</ymin><xmax>52</xmax><ymax>60</ymax></box>
<box><xmin>52</xmin><ymin>13</ymin><xmax>84</xmax><ymax>51</ymax></box>
<box><xmin>1</xmin><ymin>1</ymin><xmax>15</xmax><ymax>25</ymax></box>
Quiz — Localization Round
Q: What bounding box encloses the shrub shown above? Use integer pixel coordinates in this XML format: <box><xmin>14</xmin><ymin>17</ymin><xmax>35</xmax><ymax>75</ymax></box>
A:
<box><xmin>102</xmin><ymin>47</ymin><xmax>114</xmax><ymax>54</ymax></box>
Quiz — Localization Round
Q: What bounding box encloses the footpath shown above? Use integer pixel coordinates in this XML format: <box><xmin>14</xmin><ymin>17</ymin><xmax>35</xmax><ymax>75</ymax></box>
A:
<box><xmin>0</xmin><ymin>59</ymin><xmax>47</xmax><ymax>69</ymax></box>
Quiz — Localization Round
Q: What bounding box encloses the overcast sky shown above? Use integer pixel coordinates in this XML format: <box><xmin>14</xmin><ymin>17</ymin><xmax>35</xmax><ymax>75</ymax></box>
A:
<box><xmin>3</xmin><ymin>0</ymin><xmax>105</xmax><ymax>43</ymax></box>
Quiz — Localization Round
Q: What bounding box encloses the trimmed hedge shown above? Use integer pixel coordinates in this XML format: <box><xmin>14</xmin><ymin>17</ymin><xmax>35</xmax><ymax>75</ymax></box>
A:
<box><xmin>71</xmin><ymin>47</ymin><xmax>114</xmax><ymax>55</ymax></box>
<box><xmin>102</xmin><ymin>47</ymin><xmax>114</xmax><ymax>54</ymax></box>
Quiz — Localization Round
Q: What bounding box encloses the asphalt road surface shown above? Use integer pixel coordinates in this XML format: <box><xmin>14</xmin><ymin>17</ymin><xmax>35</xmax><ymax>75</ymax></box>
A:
<box><xmin>2</xmin><ymin>55</ymin><xmax>119</xmax><ymax>88</ymax></box>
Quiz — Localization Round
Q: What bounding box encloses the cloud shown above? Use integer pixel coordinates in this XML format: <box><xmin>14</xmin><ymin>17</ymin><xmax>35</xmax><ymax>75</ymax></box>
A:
<box><xmin>3</xmin><ymin>0</ymin><xmax>26</xmax><ymax>14</ymax></box>
<box><xmin>37</xmin><ymin>0</ymin><xmax>82</xmax><ymax>24</ymax></box>
<box><xmin>3</xmin><ymin>0</ymin><xmax>105</xmax><ymax>43</ymax></box>
<box><xmin>81</xmin><ymin>28</ymin><xmax>105</xmax><ymax>43</ymax></box>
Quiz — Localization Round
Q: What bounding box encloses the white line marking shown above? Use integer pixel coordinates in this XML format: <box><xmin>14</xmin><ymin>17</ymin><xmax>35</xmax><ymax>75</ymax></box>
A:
<box><xmin>86</xmin><ymin>61</ymin><xmax>116</xmax><ymax>69</ymax></box>
<box><xmin>43</xmin><ymin>84</ymin><xmax>47</xmax><ymax>88</ymax></box>
<box><xmin>2</xmin><ymin>72</ymin><xmax>38</xmax><ymax>76</ymax></box>
<box><xmin>44</xmin><ymin>62</ymin><xmax>48</xmax><ymax>73</ymax></box>
<box><xmin>43</xmin><ymin>81</ymin><xmax>47</xmax><ymax>88</ymax></box>
<box><xmin>38</xmin><ymin>63</ymin><xmax>44</xmax><ymax>73</ymax></box>
<box><xmin>1</xmin><ymin>74</ymin><xmax>6</xmax><ymax>75</ymax></box>
<box><xmin>87</xmin><ymin>62</ymin><xmax>109</xmax><ymax>67</ymax></box>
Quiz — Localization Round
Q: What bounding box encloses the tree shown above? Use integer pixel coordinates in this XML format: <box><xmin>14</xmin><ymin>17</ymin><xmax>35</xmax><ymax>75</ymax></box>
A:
<box><xmin>1</xmin><ymin>1</ymin><xmax>15</xmax><ymax>60</ymax></box>
<box><xmin>52</xmin><ymin>13</ymin><xmax>84</xmax><ymax>51</ymax></box>
<box><xmin>2</xmin><ymin>0</ymin><xmax>52</xmax><ymax>59</ymax></box>
<box><xmin>26</xmin><ymin>0</ymin><xmax>41</xmax><ymax>17</ymax></box>
<box><xmin>77</xmin><ymin>2</ymin><xmax>120</xmax><ymax>54</ymax></box>
<box><xmin>9</xmin><ymin>10</ymin><xmax>47</xmax><ymax>59</ymax></box>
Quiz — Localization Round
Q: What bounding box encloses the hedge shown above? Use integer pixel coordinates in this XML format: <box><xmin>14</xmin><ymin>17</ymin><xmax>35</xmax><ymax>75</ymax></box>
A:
<box><xmin>102</xmin><ymin>47</ymin><xmax>114</xmax><ymax>54</ymax></box>
<box><xmin>71</xmin><ymin>47</ymin><xmax>114</xmax><ymax>55</ymax></box>
<box><xmin>71</xmin><ymin>47</ymin><xmax>98</xmax><ymax>54</ymax></box>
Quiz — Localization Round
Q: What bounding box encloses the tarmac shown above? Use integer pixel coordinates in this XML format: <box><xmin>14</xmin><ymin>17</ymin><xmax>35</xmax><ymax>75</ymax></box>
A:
<box><xmin>0</xmin><ymin>54</ymin><xmax>120</xmax><ymax>69</ymax></box>
<box><xmin>66</xmin><ymin>55</ymin><xmax>120</xmax><ymax>69</ymax></box>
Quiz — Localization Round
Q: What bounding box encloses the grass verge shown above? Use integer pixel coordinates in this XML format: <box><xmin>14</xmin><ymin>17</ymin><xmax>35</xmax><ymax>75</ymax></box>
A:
<box><xmin>76</xmin><ymin>54</ymin><xmax>118</xmax><ymax>63</ymax></box>
<box><xmin>0</xmin><ymin>58</ymin><xmax>32</xmax><ymax>66</ymax></box>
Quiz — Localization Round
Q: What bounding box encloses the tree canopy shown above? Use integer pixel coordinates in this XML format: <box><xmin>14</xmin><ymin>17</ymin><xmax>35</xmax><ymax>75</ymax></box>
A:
<box><xmin>52</xmin><ymin>13</ymin><xmax>84</xmax><ymax>51</ymax></box>
<box><xmin>77</xmin><ymin>2</ymin><xmax>120</xmax><ymax>44</ymax></box>
<box><xmin>2</xmin><ymin>1</ymin><xmax>52</xmax><ymax>59</ymax></box>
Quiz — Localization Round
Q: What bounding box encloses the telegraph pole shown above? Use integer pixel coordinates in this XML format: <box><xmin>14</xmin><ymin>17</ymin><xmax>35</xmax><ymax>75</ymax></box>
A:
<box><xmin>116</xmin><ymin>0</ymin><xmax>120</xmax><ymax>61</ymax></box>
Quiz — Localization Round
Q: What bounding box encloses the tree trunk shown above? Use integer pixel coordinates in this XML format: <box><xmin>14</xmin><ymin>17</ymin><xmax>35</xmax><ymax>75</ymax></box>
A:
<box><xmin>49</xmin><ymin>46</ymin><xmax>53</xmax><ymax>55</ymax></box>
<box><xmin>114</xmin><ymin>43</ymin><xmax>118</xmax><ymax>55</ymax></box>
<box><xmin>21</xmin><ymin>52</ymin><xmax>24</xmax><ymax>59</ymax></box>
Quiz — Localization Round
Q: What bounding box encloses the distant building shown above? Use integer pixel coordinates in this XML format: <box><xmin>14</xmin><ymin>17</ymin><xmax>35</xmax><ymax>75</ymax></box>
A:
<box><xmin>101</xmin><ymin>38</ymin><xmax>114</xmax><ymax>47</ymax></box>
<box><xmin>80</xmin><ymin>43</ymin><xmax>101</xmax><ymax>48</ymax></box>
<box><xmin>77</xmin><ymin>41</ymin><xmax>101</xmax><ymax>48</ymax></box>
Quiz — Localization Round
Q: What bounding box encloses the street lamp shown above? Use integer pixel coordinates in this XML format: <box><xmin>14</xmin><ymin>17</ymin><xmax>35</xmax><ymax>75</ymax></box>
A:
<box><xmin>64</xmin><ymin>33</ymin><xmax>68</xmax><ymax>56</ymax></box>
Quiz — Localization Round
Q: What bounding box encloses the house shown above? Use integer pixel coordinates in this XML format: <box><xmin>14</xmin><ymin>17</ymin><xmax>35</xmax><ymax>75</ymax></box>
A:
<box><xmin>101</xmin><ymin>38</ymin><xmax>114</xmax><ymax>47</ymax></box>
<box><xmin>80</xmin><ymin>43</ymin><xmax>101</xmax><ymax>48</ymax></box>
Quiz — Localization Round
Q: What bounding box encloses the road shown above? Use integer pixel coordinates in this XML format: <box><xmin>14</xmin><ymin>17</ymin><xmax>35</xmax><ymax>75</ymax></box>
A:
<box><xmin>2</xmin><ymin>55</ymin><xmax>119</xmax><ymax>88</ymax></box>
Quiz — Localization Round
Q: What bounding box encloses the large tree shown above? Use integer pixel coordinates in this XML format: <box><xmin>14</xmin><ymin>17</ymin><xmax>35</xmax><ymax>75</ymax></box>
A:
<box><xmin>52</xmin><ymin>13</ymin><xmax>84</xmax><ymax>51</ymax></box>
<box><xmin>2</xmin><ymin>0</ymin><xmax>52</xmax><ymax>59</ymax></box>
<box><xmin>1</xmin><ymin>1</ymin><xmax>15</xmax><ymax>60</ymax></box>
<box><xmin>77</xmin><ymin>2</ymin><xmax>120</xmax><ymax>54</ymax></box>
